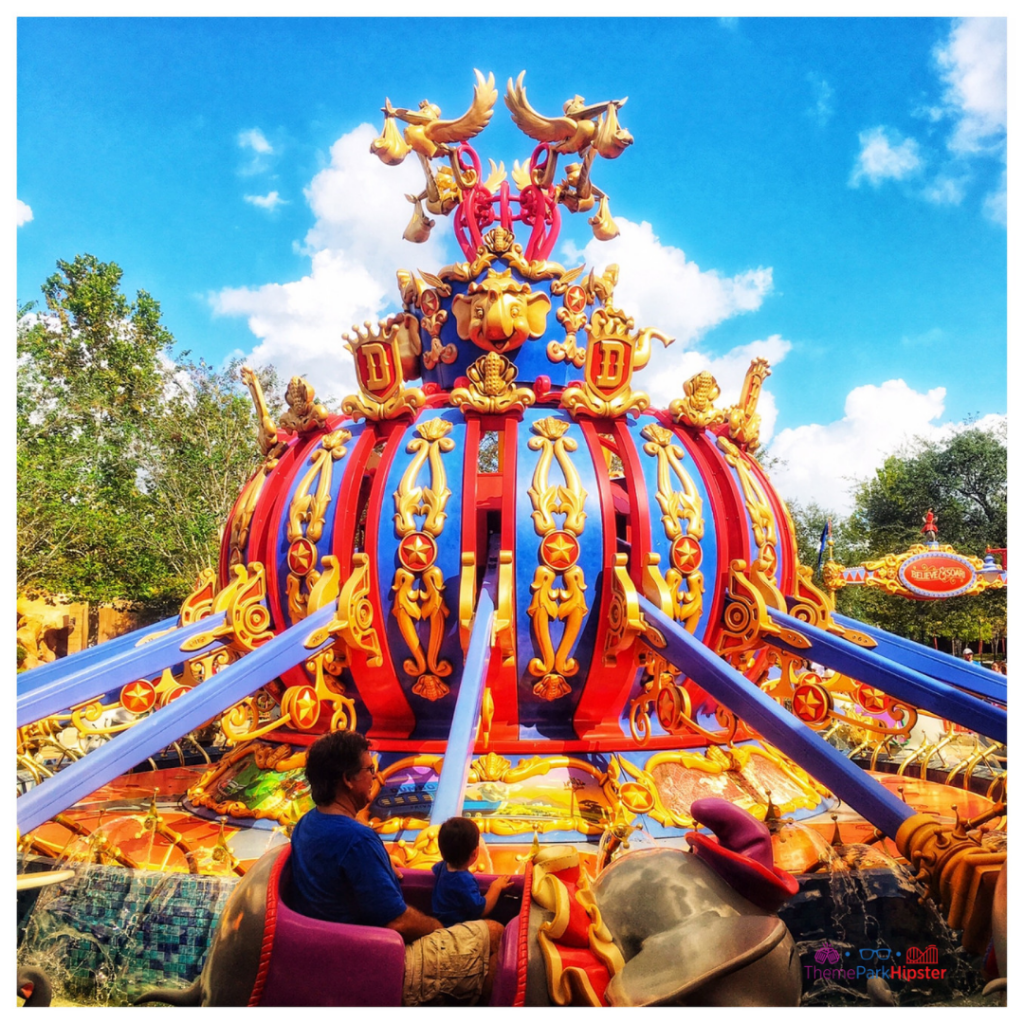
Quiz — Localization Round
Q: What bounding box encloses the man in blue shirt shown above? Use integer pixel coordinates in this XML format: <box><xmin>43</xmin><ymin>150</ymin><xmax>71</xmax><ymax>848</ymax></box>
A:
<box><xmin>288</xmin><ymin>731</ymin><xmax>504</xmax><ymax>1005</ymax></box>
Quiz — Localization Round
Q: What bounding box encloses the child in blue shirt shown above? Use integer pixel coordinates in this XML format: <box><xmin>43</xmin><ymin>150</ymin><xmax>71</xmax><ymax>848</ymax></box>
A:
<box><xmin>432</xmin><ymin>817</ymin><xmax>512</xmax><ymax>928</ymax></box>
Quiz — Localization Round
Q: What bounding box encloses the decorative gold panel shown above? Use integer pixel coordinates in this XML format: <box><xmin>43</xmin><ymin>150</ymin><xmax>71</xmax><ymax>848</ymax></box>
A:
<box><xmin>525</xmin><ymin>418</ymin><xmax>589</xmax><ymax>698</ymax></box>
<box><xmin>390</xmin><ymin>418</ymin><xmax>456</xmax><ymax>699</ymax></box>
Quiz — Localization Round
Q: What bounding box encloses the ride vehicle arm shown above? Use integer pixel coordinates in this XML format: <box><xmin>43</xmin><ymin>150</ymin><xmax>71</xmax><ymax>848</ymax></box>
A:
<box><xmin>386</xmin><ymin>904</ymin><xmax>443</xmax><ymax>941</ymax></box>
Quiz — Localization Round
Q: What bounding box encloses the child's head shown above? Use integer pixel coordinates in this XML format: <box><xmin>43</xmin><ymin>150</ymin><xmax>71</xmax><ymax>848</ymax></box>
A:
<box><xmin>438</xmin><ymin>816</ymin><xmax>480</xmax><ymax>869</ymax></box>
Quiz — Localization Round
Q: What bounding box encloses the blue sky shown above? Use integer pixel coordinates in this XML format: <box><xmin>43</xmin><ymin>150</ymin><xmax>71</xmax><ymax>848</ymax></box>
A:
<box><xmin>17</xmin><ymin>16</ymin><xmax>1007</xmax><ymax>511</ymax></box>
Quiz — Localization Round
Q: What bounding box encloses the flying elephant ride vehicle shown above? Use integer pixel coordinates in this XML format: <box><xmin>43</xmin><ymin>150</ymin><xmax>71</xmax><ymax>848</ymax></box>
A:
<box><xmin>17</xmin><ymin>70</ymin><xmax>1007</xmax><ymax>1009</ymax></box>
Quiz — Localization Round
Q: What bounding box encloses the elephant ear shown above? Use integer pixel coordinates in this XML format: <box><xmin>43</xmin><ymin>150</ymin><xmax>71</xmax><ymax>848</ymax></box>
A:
<box><xmin>525</xmin><ymin>291</ymin><xmax>552</xmax><ymax>337</ymax></box>
<box><xmin>452</xmin><ymin>293</ymin><xmax>475</xmax><ymax>340</ymax></box>
<box><xmin>605</xmin><ymin>911</ymin><xmax>787</xmax><ymax>1008</ymax></box>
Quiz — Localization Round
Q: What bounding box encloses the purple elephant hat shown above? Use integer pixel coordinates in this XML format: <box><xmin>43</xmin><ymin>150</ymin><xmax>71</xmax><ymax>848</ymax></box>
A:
<box><xmin>685</xmin><ymin>797</ymin><xmax>799</xmax><ymax>913</ymax></box>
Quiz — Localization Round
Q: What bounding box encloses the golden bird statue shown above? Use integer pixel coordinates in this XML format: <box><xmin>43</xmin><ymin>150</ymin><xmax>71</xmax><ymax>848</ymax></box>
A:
<box><xmin>504</xmin><ymin>71</ymin><xmax>632</xmax><ymax>158</ymax></box>
<box><xmin>371</xmin><ymin>69</ymin><xmax>498</xmax><ymax>165</ymax></box>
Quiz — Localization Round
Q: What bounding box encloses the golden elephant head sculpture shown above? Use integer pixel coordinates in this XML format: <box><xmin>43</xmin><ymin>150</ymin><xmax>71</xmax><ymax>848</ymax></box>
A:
<box><xmin>452</xmin><ymin>268</ymin><xmax>551</xmax><ymax>354</ymax></box>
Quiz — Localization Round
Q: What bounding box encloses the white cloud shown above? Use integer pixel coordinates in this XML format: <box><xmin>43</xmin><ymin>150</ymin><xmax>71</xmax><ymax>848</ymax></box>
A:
<box><xmin>922</xmin><ymin>175</ymin><xmax>966</xmax><ymax>206</ymax></box>
<box><xmin>983</xmin><ymin>169</ymin><xmax>1007</xmax><ymax>227</ymax></box>
<box><xmin>849</xmin><ymin>127</ymin><xmax>922</xmax><ymax>187</ymax></box>
<box><xmin>244</xmin><ymin>191</ymin><xmax>287</xmax><ymax>211</ymax></box>
<box><xmin>565</xmin><ymin>219</ymin><xmax>772</xmax><ymax>350</ymax></box>
<box><xmin>807</xmin><ymin>74</ymin><xmax>834</xmax><ymax>126</ymax></box>
<box><xmin>238</xmin><ymin>128</ymin><xmax>273</xmax><ymax>155</ymax></box>
<box><xmin>765</xmin><ymin>379</ymin><xmax>1005</xmax><ymax>513</ymax></box>
<box><xmin>212</xmin><ymin>123</ymin><xmax>450</xmax><ymax>403</ymax></box>
<box><xmin>17</xmin><ymin>199</ymin><xmax>33</xmax><ymax>226</ymax></box>
<box><xmin>934</xmin><ymin>17</ymin><xmax>1006</xmax><ymax>155</ymax></box>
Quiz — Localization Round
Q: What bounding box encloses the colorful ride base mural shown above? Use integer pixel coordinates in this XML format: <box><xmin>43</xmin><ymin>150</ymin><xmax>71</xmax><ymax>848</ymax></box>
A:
<box><xmin>17</xmin><ymin>70</ymin><xmax>1006</xmax><ymax>1008</ymax></box>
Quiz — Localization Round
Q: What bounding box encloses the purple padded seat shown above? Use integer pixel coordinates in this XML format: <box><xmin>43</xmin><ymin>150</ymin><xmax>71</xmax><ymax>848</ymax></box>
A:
<box><xmin>255</xmin><ymin>847</ymin><xmax>525</xmax><ymax>1006</ymax></box>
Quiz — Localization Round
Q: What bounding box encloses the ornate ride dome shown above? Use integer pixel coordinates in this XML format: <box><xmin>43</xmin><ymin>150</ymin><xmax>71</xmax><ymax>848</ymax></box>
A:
<box><xmin>212</xmin><ymin>70</ymin><xmax>804</xmax><ymax>758</ymax></box>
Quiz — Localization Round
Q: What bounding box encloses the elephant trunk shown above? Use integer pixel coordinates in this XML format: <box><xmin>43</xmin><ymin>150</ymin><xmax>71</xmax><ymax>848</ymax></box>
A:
<box><xmin>485</xmin><ymin>297</ymin><xmax>515</xmax><ymax>344</ymax></box>
<box><xmin>18</xmin><ymin>967</ymin><xmax>52</xmax><ymax>1007</ymax></box>
<box><xmin>134</xmin><ymin>978</ymin><xmax>203</xmax><ymax>1007</ymax></box>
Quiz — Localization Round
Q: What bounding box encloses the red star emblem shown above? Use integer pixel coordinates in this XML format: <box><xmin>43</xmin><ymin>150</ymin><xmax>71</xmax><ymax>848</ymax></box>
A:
<box><xmin>287</xmin><ymin>537</ymin><xmax>317</xmax><ymax>576</ymax></box>
<box><xmin>540</xmin><ymin>530</ymin><xmax>580</xmax><ymax>571</ymax></box>
<box><xmin>398</xmin><ymin>532</ymin><xmax>437</xmax><ymax>572</ymax></box>
<box><xmin>292</xmin><ymin>687</ymin><xmax>320</xmax><ymax>729</ymax></box>
<box><xmin>565</xmin><ymin>285</ymin><xmax>587</xmax><ymax>314</ymax></box>
<box><xmin>120</xmin><ymin>680</ymin><xmax>156</xmax><ymax>714</ymax></box>
<box><xmin>421</xmin><ymin>290</ymin><xmax>439</xmax><ymax>316</ymax></box>
<box><xmin>671</xmin><ymin>535</ymin><xmax>703</xmax><ymax>574</ymax></box>
<box><xmin>793</xmin><ymin>683</ymin><xmax>831</xmax><ymax>724</ymax></box>
<box><xmin>857</xmin><ymin>685</ymin><xmax>889</xmax><ymax>714</ymax></box>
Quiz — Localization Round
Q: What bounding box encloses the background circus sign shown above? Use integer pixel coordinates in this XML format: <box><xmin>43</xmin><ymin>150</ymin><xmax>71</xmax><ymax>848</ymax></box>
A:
<box><xmin>898</xmin><ymin>552</ymin><xmax>977</xmax><ymax>599</ymax></box>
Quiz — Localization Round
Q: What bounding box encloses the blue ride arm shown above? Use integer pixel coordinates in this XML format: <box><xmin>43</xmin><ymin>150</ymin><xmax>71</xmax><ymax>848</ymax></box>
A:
<box><xmin>16</xmin><ymin>605</ymin><xmax>335</xmax><ymax>836</ymax></box>
<box><xmin>17</xmin><ymin>615</ymin><xmax>179</xmax><ymax>694</ymax></box>
<box><xmin>832</xmin><ymin>612</ymin><xmax>1007</xmax><ymax>705</ymax></box>
<box><xmin>430</xmin><ymin>588</ymin><xmax>495</xmax><ymax>825</ymax></box>
<box><xmin>767</xmin><ymin>609</ymin><xmax>1006</xmax><ymax>743</ymax></box>
<box><xmin>637</xmin><ymin>597</ymin><xmax>914</xmax><ymax>839</ymax></box>
<box><xmin>17</xmin><ymin>613</ymin><xmax>228</xmax><ymax>729</ymax></box>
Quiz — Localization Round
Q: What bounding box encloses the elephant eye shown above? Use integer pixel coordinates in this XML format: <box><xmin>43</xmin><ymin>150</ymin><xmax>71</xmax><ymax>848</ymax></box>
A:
<box><xmin>510</xmin><ymin>305</ymin><xmax>521</xmax><ymax>316</ymax></box>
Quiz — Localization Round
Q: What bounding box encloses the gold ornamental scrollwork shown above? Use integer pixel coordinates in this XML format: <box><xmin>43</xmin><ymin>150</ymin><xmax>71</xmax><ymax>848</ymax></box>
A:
<box><xmin>285</xmin><ymin>428</ymin><xmax>353</xmax><ymax>622</ymax></box>
<box><xmin>342</xmin><ymin>315</ymin><xmax>427</xmax><ymax>422</ymax></box>
<box><xmin>450</xmin><ymin>352</ymin><xmax>536</xmax><ymax>415</ymax></box>
<box><xmin>604</xmin><ymin>554</ymin><xmax>665</xmax><ymax>666</ymax></box>
<box><xmin>526</xmin><ymin>418</ymin><xmax>589</xmax><ymax>699</ymax></box>
<box><xmin>547</xmin><ymin>265</ymin><xmax>588</xmax><ymax>368</ymax></box>
<box><xmin>725</xmin><ymin>357</ymin><xmax>771</xmax><ymax>451</ymax></box>
<box><xmin>391</xmin><ymin>418</ymin><xmax>456</xmax><ymax>699</ymax></box>
<box><xmin>628</xmin><ymin>651</ymin><xmax>738</xmax><ymax>747</ymax></box>
<box><xmin>717</xmin><ymin>434</ymin><xmax>777</xmax><ymax>556</ymax></box>
<box><xmin>669</xmin><ymin>370</ymin><xmax>726</xmax><ymax>430</ymax></box>
<box><xmin>305</xmin><ymin>554</ymin><xmax>383</xmax><ymax>668</ymax></box>
<box><xmin>560</xmin><ymin>307</ymin><xmax>673</xmax><ymax>419</ymax></box>
<box><xmin>179</xmin><ymin>563</ymin><xmax>274</xmax><ymax>655</ymax></box>
<box><xmin>437</xmin><ymin>228</ymin><xmax>572</xmax><ymax>285</ymax></box>
<box><xmin>717</xmin><ymin>559</ymin><xmax>806</xmax><ymax>665</ymax></box>
<box><xmin>178</xmin><ymin>569</ymin><xmax>218</xmax><ymax>625</ymax></box>
<box><xmin>640</xmin><ymin>423</ymin><xmax>706</xmax><ymax>632</ymax></box>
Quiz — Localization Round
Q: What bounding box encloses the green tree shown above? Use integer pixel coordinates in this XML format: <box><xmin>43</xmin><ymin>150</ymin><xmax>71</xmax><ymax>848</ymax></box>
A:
<box><xmin>18</xmin><ymin>256</ymin><xmax>174</xmax><ymax>600</ymax></box>
<box><xmin>144</xmin><ymin>357</ymin><xmax>282</xmax><ymax>594</ymax></box>
<box><xmin>18</xmin><ymin>255</ymin><xmax>274</xmax><ymax>607</ymax></box>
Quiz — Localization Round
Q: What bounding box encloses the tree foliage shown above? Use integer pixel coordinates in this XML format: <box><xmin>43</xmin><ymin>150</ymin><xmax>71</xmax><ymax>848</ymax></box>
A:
<box><xmin>787</xmin><ymin>427</ymin><xmax>1007</xmax><ymax>651</ymax></box>
<box><xmin>17</xmin><ymin>255</ymin><xmax>276</xmax><ymax>607</ymax></box>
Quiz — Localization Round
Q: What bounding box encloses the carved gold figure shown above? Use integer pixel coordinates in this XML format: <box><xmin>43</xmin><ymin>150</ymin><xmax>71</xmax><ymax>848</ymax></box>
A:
<box><xmin>451</xmin><ymin>352</ymin><xmax>536</xmax><ymax>415</ymax></box>
<box><xmin>505</xmin><ymin>72</ymin><xmax>631</xmax><ymax>158</ymax></box>
<box><xmin>670</xmin><ymin>370</ymin><xmax>726</xmax><ymax>429</ymax></box>
<box><xmin>372</xmin><ymin>70</ymin><xmax>498</xmax><ymax>164</ymax></box>
<box><xmin>725</xmin><ymin>357</ymin><xmax>771</xmax><ymax>450</ymax></box>
<box><xmin>240</xmin><ymin>366</ymin><xmax>282</xmax><ymax>458</ymax></box>
<box><xmin>451</xmin><ymin>269</ymin><xmax>551</xmax><ymax>354</ymax></box>
<box><xmin>278</xmin><ymin>376</ymin><xmax>328</xmax><ymax>436</ymax></box>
